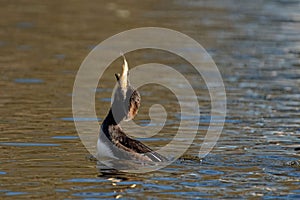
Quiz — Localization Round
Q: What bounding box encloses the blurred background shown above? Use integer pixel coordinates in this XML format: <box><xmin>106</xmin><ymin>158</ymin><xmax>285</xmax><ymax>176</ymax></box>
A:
<box><xmin>0</xmin><ymin>0</ymin><xmax>299</xmax><ymax>199</ymax></box>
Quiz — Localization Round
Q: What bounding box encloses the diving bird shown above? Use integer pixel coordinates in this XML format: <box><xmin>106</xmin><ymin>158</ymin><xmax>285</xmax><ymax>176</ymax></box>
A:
<box><xmin>97</xmin><ymin>56</ymin><xmax>167</xmax><ymax>163</ymax></box>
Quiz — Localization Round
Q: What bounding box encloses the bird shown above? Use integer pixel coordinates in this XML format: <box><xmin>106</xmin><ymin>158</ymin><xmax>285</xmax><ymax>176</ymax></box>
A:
<box><xmin>96</xmin><ymin>56</ymin><xmax>168</xmax><ymax>163</ymax></box>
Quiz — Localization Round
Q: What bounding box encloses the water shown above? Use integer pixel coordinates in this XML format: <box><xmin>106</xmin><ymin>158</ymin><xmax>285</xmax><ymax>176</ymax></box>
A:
<box><xmin>1</xmin><ymin>0</ymin><xmax>300</xmax><ymax>198</ymax></box>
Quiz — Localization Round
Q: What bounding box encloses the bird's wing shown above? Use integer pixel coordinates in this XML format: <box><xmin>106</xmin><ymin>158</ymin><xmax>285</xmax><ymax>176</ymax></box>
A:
<box><xmin>110</xmin><ymin>126</ymin><xmax>167</xmax><ymax>162</ymax></box>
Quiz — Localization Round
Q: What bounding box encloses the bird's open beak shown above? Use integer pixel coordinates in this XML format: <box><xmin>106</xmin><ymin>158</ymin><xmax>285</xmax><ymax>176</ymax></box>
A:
<box><xmin>119</xmin><ymin>55</ymin><xmax>128</xmax><ymax>90</ymax></box>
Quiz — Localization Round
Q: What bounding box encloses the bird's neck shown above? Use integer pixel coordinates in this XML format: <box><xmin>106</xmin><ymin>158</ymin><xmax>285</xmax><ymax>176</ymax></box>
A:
<box><xmin>101</xmin><ymin>108</ymin><xmax>120</xmax><ymax>136</ymax></box>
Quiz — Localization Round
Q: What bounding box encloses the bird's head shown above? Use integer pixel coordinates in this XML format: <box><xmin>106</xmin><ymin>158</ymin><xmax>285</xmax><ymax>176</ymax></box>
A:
<box><xmin>111</xmin><ymin>56</ymin><xmax>141</xmax><ymax>123</ymax></box>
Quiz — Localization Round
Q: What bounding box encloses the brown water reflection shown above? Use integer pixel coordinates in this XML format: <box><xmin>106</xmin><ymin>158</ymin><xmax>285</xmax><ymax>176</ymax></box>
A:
<box><xmin>1</xmin><ymin>0</ymin><xmax>300</xmax><ymax>199</ymax></box>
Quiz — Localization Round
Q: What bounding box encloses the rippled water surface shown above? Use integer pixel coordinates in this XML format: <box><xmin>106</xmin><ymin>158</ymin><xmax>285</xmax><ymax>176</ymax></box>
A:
<box><xmin>1</xmin><ymin>0</ymin><xmax>300</xmax><ymax>199</ymax></box>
